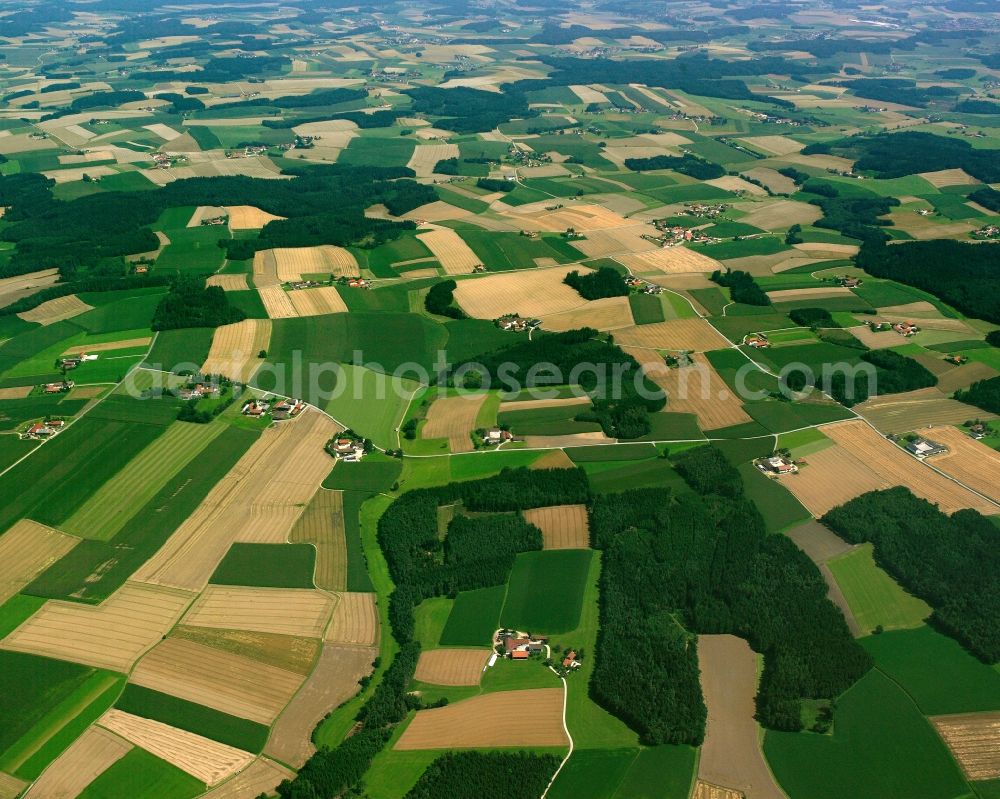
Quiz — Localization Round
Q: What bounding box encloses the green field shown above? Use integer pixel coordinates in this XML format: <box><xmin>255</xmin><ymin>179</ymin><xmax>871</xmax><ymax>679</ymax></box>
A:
<box><xmin>61</xmin><ymin>419</ymin><xmax>227</xmax><ymax>541</ymax></box>
<box><xmin>456</xmin><ymin>230</ymin><xmax>585</xmax><ymax>271</ymax></box>
<box><xmin>827</xmin><ymin>544</ymin><xmax>932</xmax><ymax>634</ymax></box>
<box><xmin>145</xmin><ymin>328</ymin><xmax>214</xmax><ymax>373</ymax></box>
<box><xmin>498</xmin><ymin>404</ymin><xmax>603</xmax><ymax>436</ymax></box>
<box><xmin>739</xmin><ymin>462</ymin><xmax>812</xmax><ymax>532</ymax></box>
<box><xmin>413</xmin><ymin>596</ymin><xmax>454</xmax><ymax>649</ymax></box>
<box><xmin>26</xmin><ymin>425</ymin><xmax>259</xmax><ymax>602</ymax></box>
<box><xmin>209</xmin><ymin>542</ymin><xmax>316</xmax><ymax>589</ymax></box>
<box><xmin>76</xmin><ymin>747</ymin><xmax>205</xmax><ymax>799</ymax></box>
<box><xmin>439</xmin><ymin>584</ymin><xmax>507</xmax><ymax>647</ymax></box>
<box><xmin>325</xmin><ymin>455</ymin><xmax>402</xmax><ymax>492</ymax></box>
<box><xmin>115</xmin><ymin>684</ymin><xmax>270</xmax><ymax>752</ymax></box>
<box><xmin>155</xmin><ymin>226</ymin><xmax>228</xmax><ymax>274</ymax></box>
<box><xmin>500</xmin><ymin>550</ymin><xmax>594</xmax><ymax>634</ymax></box>
<box><xmin>324</xmin><ymin>365</ymin><xmax>419</xmax><ymax>449</ymax></box>
<box><xmin>765</xmin><ymin>670</ymin><xmax>970</xmax><ymax>799</ymax></box>
<box><xmin>862</xmin><ymin>626</ymin><xmax>1000</xmax><ymax>715</ymax></box>
<box><xmin>0</xmin><ymin>594</ymin><xmax>45</xmax><ymax>639</ymax></box>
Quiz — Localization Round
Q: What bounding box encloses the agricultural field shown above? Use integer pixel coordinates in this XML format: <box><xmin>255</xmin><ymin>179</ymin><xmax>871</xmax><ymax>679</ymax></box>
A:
<box><xmin>3</xmin><ymin>1</ymin><xmax>1000</xmax><ymax>796</ymax></box>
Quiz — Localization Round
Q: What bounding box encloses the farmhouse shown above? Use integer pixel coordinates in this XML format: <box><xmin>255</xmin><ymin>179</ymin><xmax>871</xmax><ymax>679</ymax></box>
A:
<box><xmin>43</xmin><ymin>380</ymin><xmax>74</xmax><ymax>394</ymax></box>
<box><xmin>178</xmin><ymin>383</ymin><xmax>218</xmax><ymax>401</ymax></box>
<box><xmin>329</xmin><ymin>437</ymin><xmax>366</xmax><ymax>461</ymax></box>
<box><xmin>497</xmin><ymin>630</ymin><xmax>547</xmax><ymax>660</ymax></box>
<box><xmin>22</xmin><ymin>420</ymin><xmax>62</xmax><ymax>440</ymax></box>
<box><xmin>496</xmin><ymin>314</ymin><xmax>540</xmax><ymax>332</ymax></box>
<box><xmin>484</xmin><ymin>427</ymin><xmax>513</xmax><ymax>445</ymax></box>
<box><xmin>745</xmin><ymin>334</ymin><xmax>770</xmax><ymax>349</ymax></box>
<box><xmin>242</xmin><ymin>399</ymin><xmax>268</xmax><ymax>417</ymax></box>
<box><xmin>905</xmin><ymin>437</ymin><xmax>948</xmax><ymax>459</ymax></box>
<box><xmin>271</xmin><ymin>398</ymin><xmax>305</xmax><ymax>420</ymax></box>
<box><xmin>756</xmin><ymin>455</ymin><xmax>799</xmax><ymax>475</ymax></box>
<box><xmin>893</xmin><ymin>321</ymin><xmax>920</xmax><ymax>337</ymax></box>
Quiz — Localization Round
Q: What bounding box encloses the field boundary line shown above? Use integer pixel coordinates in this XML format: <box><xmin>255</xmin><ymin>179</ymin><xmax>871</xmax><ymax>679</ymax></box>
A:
<box><xmin>539</xmin><ymin>671</ymin><xmax>572</xmax><ymax>799</ymax></box>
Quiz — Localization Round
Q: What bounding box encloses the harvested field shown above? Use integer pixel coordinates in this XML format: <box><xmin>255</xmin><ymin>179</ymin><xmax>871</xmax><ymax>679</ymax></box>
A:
<box><xmin>569</xmin><ymin>84</ymin><xmax>610</xmax><ymax>104</ymax></box>
<box><xmin>698</xmin><ymin>635</ymin><xmax>785</xmax><ymax>799</ymax></box>
<box><xmin>935</xmin><ymin>362</ymin><xmax>999</xmax><ymax>394</ymax></box>
<box><xmin>407</xmin><ymin>143</ymin><xmax>460</xmax><ymax>178</ymax></box>
<box><xmin>740</xmin><ymin>135</ymin><xmax>805</xmax><ymax>156</ymax></box>
<box><xmin>922</xmin><ymin>426</ymin><xmax>1000</xmax><ymax>505</ymax></box>
<box><xmin>791</xmin><ymin>421</ymin><xmax>997</xmax><ymax>515</ymax></box>
<box><xmin>394</xmin><ymin>688</ymin><xmax>568</xmax><ymax>750</ymax></box>
<box><xmin>626</xmin><ymin>348</ymin><xmax>750</xmax><ymax>430</ymax></box>
<box><xmin>252</xmin><ymin>250</ymin><xmax>280</xmax><ymax>288</ymax></box>
<box><xmin>522</xmin><ymin>505</ymin><xmax>590</xmax><ymax>549</ymax></box>
<box><xmin>783</xmin><ymin>520</ymin><xmax>853</xmax><ymax>564</ymax></box>
<box><xmin>290</xmin><ymin>489</ymin><xmax>347</xmax><ymax>592</ymax></box>
<box><xmin>24</xmin><ymin>726</ymin><xmax>132</xmax><ymax>799</ymax></box>
<box><xmin>738</xmin><ymin>201</ymin><xmax>821</xmax><ymax>231</ymax></box>
<box><xmin>268</xmin><ymin>246</ymin><xmax>358</xmax><ymax>282</ymax></box>
<box><xmin>326</xmin><ymin>592</ymin><xmax>379</xmax><ymax>646</ymax></box>
<box><xmin>99</xmin><ymin>709</ymin><xmax>253</xmax><ymax>786</ymax></box>
<box><xmin>0</xmin><ymin>582</ymin><xmax>194</xmax><ymax>672</ymax></box>
<box><xmin>539</xmin><ymin>295</ymin><xmax>635</xmax><ymax>333</ymax></box>
<box><xmin>16</xmin><ymin>295</ymin><xmax>93</xmax><ymax>326</ymax></box>
<box><xmin>512</xmin><ymin>204</ymin><xmax>630</xmax><ymax>233</ymax></box>
<box><xmin>181</xmin><ymin>586</ymin><xmax>334</xmax><ymax>639</ymax></box>
<box><xmin>931</xmin><ymin>712</ymin><xmax>1000</xmax><ymax>780</ymax></box>
<box><xmin>792</xmin><ymin>242</ymin><xmax>858</xmax><ymax>256</ymax></box>
<box><xmin>0</xmin><ymin>774</ymin><xmax>25</xmax><ymax>799</ymax></box>
<box><xmin>258</xmin><ymin>285</ymin><xmax>297</xmax><ymax>319</ymax></box>
<box><xmin>767</xmin><ymin>286</ymin><xmax>853</xmax><ymax>302</ymax></box>
<box><xmin>530</xmin><ymin>450</ymin><xmax>577</xmax><ymax>469</ymax></box>
<box><xmin>845</xmin><ymin>325</ymin><xmax>909</xmax><ymax>350</ymax></box>
<box><xmin>62</xmin><ymin>337</ymin><xmax>152</xmax><ymax>356</ymax></box>
<box><xmin>692</xmin><ymin>782</ymin><xmax>743</xmax><ymax>799</ymax></box>
<box><xmin>421</xmin><ymin>394</ymin><xmax>486</xmax><ymax>453</ymax></box>
<box><xmin>225</xmin><ymin>206</ymin><xmax>284</xmax><ymax>230</ymax></box>
<box><xmin>0</xmin><ymin>386</ymin><xmax>33</xmax><ymax>399</ymax></box>
<box><xmin>877</xmin><ymin>301</ymin><xmax>941</xmax><ymax>317</ymax></box>
<box><xmin>522</xmin><ymin>432</ymin><xmax>615</xmax><ymax>448</ymax></box>
<box><xmin>570</xmin><ymin>224</ymin><xmax>658</xmax><ymax>259</ymax></box>
<box><xmin>452</xmin><ymin>265</ymin><xmax>588</xmax><ymax>319</ymax></box>
<box><xmin>170</xmin><ymin>626</ymin><xmax>319</xmax><ymax>676</ymax></box>
<box><xmin>201</xmin><ymin>319</ymin><xmax>272</xmax><ymax>383</ymax></box>
<box><xmin>499</xmin><ymin>396</ymin><xmax>591</xmax><ymax>413</ymax></box>
<box><xmin>413</xmin><ymin>648</ymin><xmax>490</xmax><ymax>686</ymax></box>
<box><xmin>706</xmin><ymin>176</ymin><xmax>768</xmax><ymax>196</ymax></box>
<box><xmin>264</xmin><ymin>644</ymin><xmax>376</xmax><ymax>768</ymax></box>
<box><xmin>206</xmin><ymin>274</ymin><xmax>249</xmax><ymax>291</ymax></box>
<box><xmin>918</xmin><ymin>169</ymin><xmax>978</xmax><ymax>188</ymax></box>
<box><xmin>417</xmin><ymin>228</ymin><xmax>482</xmax><ymax>275</ymax></box>
<box><xmin>287</xmin><ymin>287</ymin><xmax>349</xmax><ymax>317</ymax></box>
<box><xmin>200</xmin><ymin>758</ymin><xmax>294</xmax><ymax>799</ymax></box>
<box><xmin>402</xmin><ymin>201</ymin><xmax>472</xmax><ymax>223</ymax></box>
<box><xmin>615</xmin><ymin>246</ymin><xmax>723</xmax><ymax>275</ymax></box>
<box><xmin>615</xmin><ymin>318</ymin><xmax>729</xmax><ymax>351</ymax></box>
<box><xmin>0</xmin><ymin>269</ymin><xmax>60</xmax><ymax>309</ymax></box>
<box><xmin>0</xmin><ymin>519</ymin><xmax>79</xmax><ymax>605</ymax></box>
<box><xmin>741</xmin><ymin>167</ymin><xmax>797</xmax><ymax>195</ymax></box>
<box><xmin>129</xmin><ymin>637</ymin><xmax>305</xmax><ymax>724</ymax></box>
<box><xmin>855</xmin><ymin>393</ymin><xmax>995</xmax><ymax>434</ymax></box>
<box><xmin>134</xmin><ymin>411</ymin><xmax>339</xmax><ymax>591</ymax></box>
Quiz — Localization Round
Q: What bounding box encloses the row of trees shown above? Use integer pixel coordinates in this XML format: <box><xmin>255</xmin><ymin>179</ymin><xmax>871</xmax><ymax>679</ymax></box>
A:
<box><xmin>424</xmin><ymin>280</ymin><xmax>466</xmax><ymax>319</ymax></box>
<box><xmin>622</xmin><ymin>154</ymin><xmax>725</xmax><ymax>179</ymax></box>
<box><xmin>403</xmin><ymin>752</ymin><xmax>561</xmax><ymax>799</ymax></box>
<box><xmin>823</xmin><ymin>487</ymin><xmax>1000</xmax><ymax>662</ymax></box>
<box><xmin>589</xmin><ymin>447</ymin><xmax>871</xmax><ymax>743</ymax></box>
<box><xmin>955</xmin><ymin>375</ymin><xmax>1000</xmax><ymax>414</ymax></box>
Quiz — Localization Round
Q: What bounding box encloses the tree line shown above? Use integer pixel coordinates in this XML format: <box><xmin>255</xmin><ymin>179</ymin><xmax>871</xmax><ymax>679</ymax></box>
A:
<box><xmin>403</xmin><ymin>752</ymin><xmax>560</xmax><ymax>799</ymax></box>
<box><xmin>564</xmin><ymin>267</ymin><xmax>628</xmax><ymax>300</ymax></box>
<box><xmin>711</xmin><ymin>268</ymin><xmax>770</xmax><ymax>306</ymax></box>
<box><xmin>823</xmin><ymin>487</ymin><xmax>1000</xmax><ymax>662</ymax></box>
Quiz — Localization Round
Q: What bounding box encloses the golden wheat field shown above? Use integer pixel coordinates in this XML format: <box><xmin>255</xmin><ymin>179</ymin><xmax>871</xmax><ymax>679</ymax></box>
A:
<box><xmin>181</xmin><ymin>586</ymin><xmax>335</xmax><ymax>639</ymax></box>
<box><xmin>16</xmin><ymin>295</ymin><xmax>93</xmax><ymax>325</ymax></box>
<box><xmin>326</xmin><ymin>592</ymin><xmax>379</xmax><ymax>646</ymax></box>
<box><xmin>413</xmin><ymin>648</ymin><xmax>491</xmax><ymax>686</ymax></box>
<box><xmin>0</xmin><ymin>582</ymin><xmax>195</xmax><ymax>672</ymax></box>
<box><xmin>269</xmin><ymin>246</ymin><xmax>359</xmax><ymax>281</ymax></box>
<box><xmin>394</xmin><ymin>688</ymin><xmax>568</xmax><ymax>750</ymax></box>
<box><xmin>252</xmin><ymin>249</ymin><xmax>280</xmax><ymax>288</ymax></box>
<box><xmin>539</xmin><ymin>295</ymin><xmax>635</xmax><ymax>333</ymax></box>
<box><xmin>257</xmin><ymin>285</ymin><xmax>298</xmax><ymax>319</ymax></box>
<box><xmin>421</xmin><ymin>394</ymin><xmax>486</xmax><ymax>453</ymax></box>
<box><xmin>931</xmin><ymin>713</ymin><xmax>1000</xmax><ymax>780</ymax></box>
<box><xmin>225</xmin><ymin>205</ymin><xmax>285</xmax><ymax>230</ymax></box>
<box><xmin>615</xmin><ymin>246</ymin><xmax>723</xmax><ymax>275</ymax></box>
<box><xmin>129</xmin><ymin>637</ymin><xmax>305</xmax><ymax>724</ymax></box>
<box><xmin>201</xmin><ymin>319</ymin><xmax>272</xmax><ymax>383</ymax></box>
<box><xmin>206</xmin><ymin>274</ymin><xmax>249</xmax><ymax>291</ymax></box>
<box><xmin>522</xmin><ymin>504</ymin><xmax>590</xmax><ymax>549</ymax></box>
<box><xmin>922</xmin><ymin>426</ymin><xmax>1000</xmax><ymax>505</ymax></box>
<box><xmin>287</xmin><ymin>286</ymin><xmax>349</xmax><ymax>317</ymax></box>
<box><xmin>416</xmin><ymin>228</ymin><xmax>482</xmax><ymax>274</ymax></box>
<box><xmin>406</xmin><ymin>143</ymin><xmax>460</xmax><ymax>177</ymax></box>
<box><xmin>615</xmin><ymin>318</ymin><xmax>728</xmax><ymax>351</ymax></box>
<box><xmin>199</xmin><ymin>758</ymin><xmax>295</xmax><ymax>799</ymax></box>
<box><xmin>0</xmin><ymin>519</ymin><xmax>79</xmax><ymax>605</ymax></box>
<box><xmin>452</xmin><ymin>265</ymin><xmax>588</xmax><ymax>319</ymax></box>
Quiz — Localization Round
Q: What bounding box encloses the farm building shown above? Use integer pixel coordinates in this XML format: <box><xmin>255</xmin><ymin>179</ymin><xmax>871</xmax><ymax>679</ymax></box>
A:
<box><xmin>756</xmin><ymin>456</ymin><xmax>798</xmax><ymax>475</ymax></box>
<box><xmin>905</xmin><ymin>437</ymin><xmax>948</xmax><ymax>459</ymax></box>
